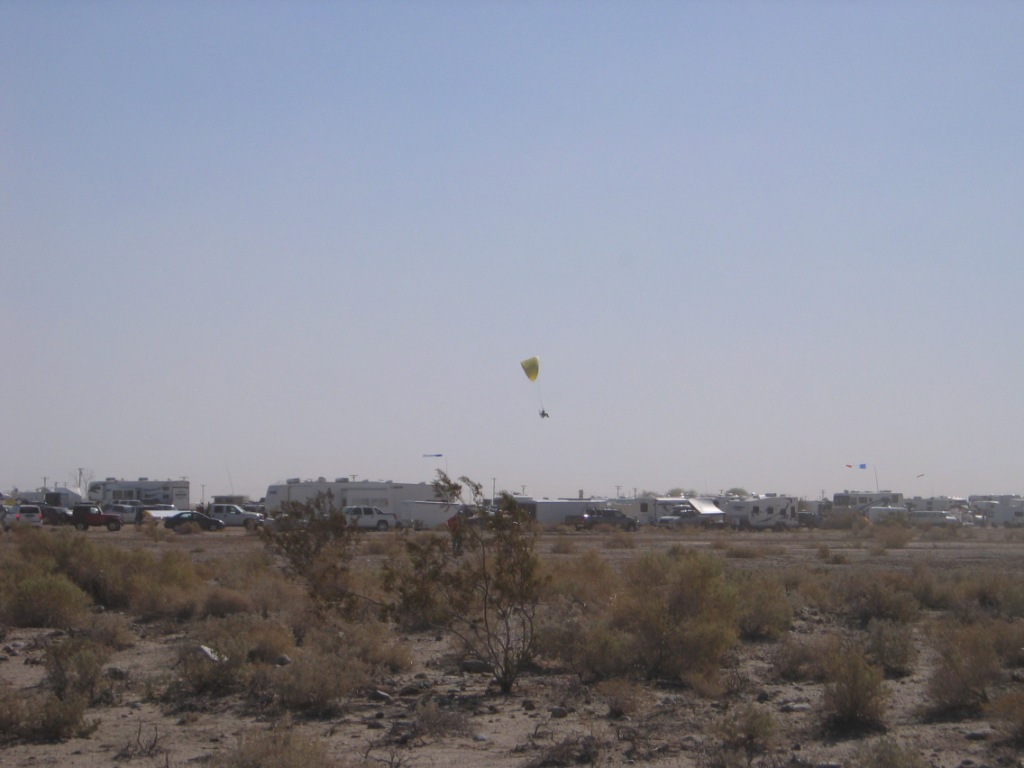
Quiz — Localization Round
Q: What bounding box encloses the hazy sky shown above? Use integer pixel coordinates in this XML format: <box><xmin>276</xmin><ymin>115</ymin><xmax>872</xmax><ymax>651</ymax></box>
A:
<box><xmin>3</xmin><ymin>2</ymin><xmax>1022</xmax><ymax>503</ymax></box>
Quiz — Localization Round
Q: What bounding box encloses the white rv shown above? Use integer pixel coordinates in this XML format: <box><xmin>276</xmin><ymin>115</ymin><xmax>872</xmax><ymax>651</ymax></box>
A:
<box><xmin>722</xmin><ymin>495</ymin><xmax>800</xmax><ymax>529</ymax></box>
<box><xmin>263</xmin><ymin>478</ymin><xmax>436</xmax><ymax>522</ymax></box>
<box><xmin>970</xmin><ymin>496</ymin><xmax>1024</xmax><ymax>527</ymax></box>
<box><xmin>87</xmin><ymin>478</ymin><xmax>189</xmax><ymax>510</ymax></box>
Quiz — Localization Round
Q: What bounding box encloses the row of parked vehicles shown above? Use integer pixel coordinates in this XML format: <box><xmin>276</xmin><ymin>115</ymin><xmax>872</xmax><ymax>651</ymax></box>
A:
<box><xmin>0</xmin><ymin>502</ymin><xmax>266</xmax><ymax>532</ymax></box>
<box><xmin>0</xmin><ymin>502</ymin><xmax>403</xmax><ymax>533</ymax></box>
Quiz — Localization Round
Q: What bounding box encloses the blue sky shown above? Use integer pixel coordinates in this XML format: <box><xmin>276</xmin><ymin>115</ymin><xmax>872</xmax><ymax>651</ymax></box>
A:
<box><xmin>3</xmin><ymin>2</ymin><xmax>1022</xmax><ymax>503</ymax></box>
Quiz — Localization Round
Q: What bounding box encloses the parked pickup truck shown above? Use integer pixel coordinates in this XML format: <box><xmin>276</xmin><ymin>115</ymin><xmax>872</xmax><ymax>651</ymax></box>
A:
<box><xmin>342</xmin><ymin>506</ymin><xmax>401</xmax><ymax>531</ymax></box>
<box><xmin>207</xmin><ymin>503</ymin><xmax>265</xmax><ymax>529</ymax></box>
<box><xmin>71</xmin><ymin>503</ymin><xmax>122</xmax><ymax>531</ymax></box>
<box><xmin>566</xmin><ymin>507</ymin><xmax>639</xmax><ymax>532</ymax></box>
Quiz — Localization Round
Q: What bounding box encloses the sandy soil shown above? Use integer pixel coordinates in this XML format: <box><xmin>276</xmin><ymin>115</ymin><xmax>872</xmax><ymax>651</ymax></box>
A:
<box><xmin>2</xmin><ymin>525</ymin><xmax>1024</xmax><ymax>767</ymax></box>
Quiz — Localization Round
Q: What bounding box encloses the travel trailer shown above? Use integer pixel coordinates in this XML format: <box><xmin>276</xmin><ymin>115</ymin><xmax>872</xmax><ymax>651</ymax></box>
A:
<box><xmin>263</xmin><ymin>478</ymin><xmax>435</xmax><ymax>520</ymax></box>
<box><xmin>722</xmin><ymin>495</ymin><xmax>800</xmax><ymax>529</ymax></box>
<box><xmin>832</xmin><ymin>490</ymin><xmax>905</xmax><ymax>512</ymax></box>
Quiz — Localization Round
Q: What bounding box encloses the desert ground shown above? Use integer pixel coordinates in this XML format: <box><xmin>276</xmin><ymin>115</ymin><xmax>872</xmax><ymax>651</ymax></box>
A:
<box><xmin>2</xmin><ymin>522</ymin><xmax>1024</xmax><ymax>768</ymax></box>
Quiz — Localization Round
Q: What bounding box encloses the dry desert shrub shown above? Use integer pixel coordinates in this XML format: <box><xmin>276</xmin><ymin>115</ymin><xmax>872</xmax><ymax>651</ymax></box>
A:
<box><xmin>722</xmin><ymin>544</ymin><xmax>763</xmax><ymax>559</ymax></box>
<box><xmin>523</xmin><ymin>733</ymin><xmax>605</xmax><ymax>768</ymax></box>
<box><xmin>544</xmin><ymin>549</ymin><xmax>739</xmax><ymax>684</ymax></box>
<box><xmin>774</xmin><ymin>632</ymin><xmax>841</xmax><ymax>683</ymax></box>
<box><xmin>306</xmin><ymin>618</ymin><xmax>412</xmax><ymax>674</ymax></box>
<box><xmin>847</xmin><ymin>736</ymin><xmax>928</xmax><ymax>768</ymax></box>
<box><xmin>542</xmin><ymin>548</ymin><xmax>618</xmax><ymax>606</ymax></box>
<box><xmin>907</xmin><ymin>563</ymin><xmax>955</xmax><ymax>611</ymax></box>
<box><xmin>602</xmin><ymin>531</ymin><xmax>635</xmax><ymax>549</ymax></box>
<box><xmin>82</xmin><ymin>611</ymin><xmax>136</xmax><ymax>650</ymax></box>
<box><xmin>45</xmin><ymin>636</ymin><xmax>115</xmax><ymax>705</ymax></box>
<box><xmin>821</xmin><ymin>642</ymin><xmax>887</xmax><ymax>731</ymax></box>
<box><xmin>869</xmin><ymin>522</ymin><xmax>915</xmax><ymax>551</ymax></box>
<box><xmin>987</xmin><ymin>690</ymin><xmax>1024</xmax><ymax>744</ymax></box>
<box><xmin>549</xmin><ymin>535</ymin><xmax>575</xmax><ymax>554</ymax></box>
<box><xmin>925</xmin><ymin>621</ymin><xmax>1001</xmax><ymax>716</ymax></box>
<box><xmin>865</xmin><ymin>618</ymin><xmax>919</xmax><ymax>678</ymax></box>
<box><xmin>4</xmin><ymin>573</ymin><xmax>90</xmax><ymax>629</ymax></box>
<box><xmin>358</xmin><ymin>533</ymin><xmax>404</xmax><ymax>558</ymax></box>
<box><xmin>984</xmin><ymin>617</ymin><xmax>1024</xmax><ymax>668</ymax></box>
<box><xmin>209</xmin><ymin>725</ymin><xmax>335</xmax><ymax>768</ymax></box>
<box><xmin>128</xmin><ymin>551</ymin><xmax>203</xmax><ymax>622</ymax></box>
<box><xmin>710</xmin><ymin>703</ymin><xmax>776</xmax><ymax>767</ymax></box>
<box><xmin>950</xmin><ymin>567</ymin><xmax>1024</xmax><ymax>621</ymax></box>
<box><xmin>139</xmin><ymin>520</ymin><xmax>171</xmax><ymax>541</ymax></box>
<box><xmin>834</xmin><ymin>570</ymin><xmax>919</xmax><ymax>627</ymax></box>
<box><xmin>270</xmin><ymin>648</ymin><xmax>369</xmax><ymax>716</ymax></box>
<box><xmin>202</xmin><ymin>586</ymin><xmax>257</xmax><ymax>618</ymax></box>
<box><xmin>733</xmin><ymin>572</ymin><xmax>792</xmax><ymax>640</ymax></box>
<box><xmin>596</xmin><ymin>677</ymin><xmax>640</xmax><ymax>718</ymax></box>
<box><xmin>0</xmin><ymin>684</ymin><xmax>98</xmax><ymax>743</ymax></box>
<box><xmin>413</xmin><ymin>696</ymin><xmax>471</xmax><ymax>736</ymax></box>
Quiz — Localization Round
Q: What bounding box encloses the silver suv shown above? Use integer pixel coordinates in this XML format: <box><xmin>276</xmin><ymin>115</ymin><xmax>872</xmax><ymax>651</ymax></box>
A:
<box><xmin>3</xmin><ymin>504</ymin><xmax>44</xmax><ymax>529</ymax></box>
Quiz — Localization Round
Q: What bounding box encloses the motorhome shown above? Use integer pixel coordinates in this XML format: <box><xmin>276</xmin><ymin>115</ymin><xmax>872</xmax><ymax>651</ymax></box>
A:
<box><xmin>722</xmin><ymin>495</ymin><xmax>801</xmax><ymax>529</ymax></box>
<box><xmin>970</xmin><ymin>496</ymin><xmax>1024</xmax><ymax>527</ymax></box>
<box><xmin>87</xmin><ymin>478</ymin><xmax>189</xmax><ymax>510</ymax></box>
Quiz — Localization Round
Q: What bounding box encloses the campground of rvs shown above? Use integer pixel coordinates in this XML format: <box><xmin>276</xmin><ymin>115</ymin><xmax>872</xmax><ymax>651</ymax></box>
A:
<box><xmin>3</xmin><ymin>521</ymin><xmax>1024</xmax><ymax>767</ymax></box>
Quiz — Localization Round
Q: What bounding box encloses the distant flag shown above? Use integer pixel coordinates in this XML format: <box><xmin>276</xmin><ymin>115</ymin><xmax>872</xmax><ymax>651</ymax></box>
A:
<box><xmin>845</xmin><ymin>464</ymin><xmax>867</xmax><ymax>469</ymax></box>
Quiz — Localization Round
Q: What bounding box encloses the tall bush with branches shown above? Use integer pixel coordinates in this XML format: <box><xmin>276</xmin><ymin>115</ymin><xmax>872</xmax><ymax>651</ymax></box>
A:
<box><xmin>260</xmin><ymin>492</ymin><xmax>359</xmax><ymax>614</ymax></box>
<box><xmin>384</xmin><ymin>473</ymin><xmax>548</xmax><ymax>694</ymax></box>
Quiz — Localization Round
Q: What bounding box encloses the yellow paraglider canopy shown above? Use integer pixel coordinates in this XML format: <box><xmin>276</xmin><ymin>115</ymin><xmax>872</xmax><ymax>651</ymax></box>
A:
<box><xmin>520</xmin><ymin>356</ymin><xmax>540</xmax><ymax>382</ymax></box>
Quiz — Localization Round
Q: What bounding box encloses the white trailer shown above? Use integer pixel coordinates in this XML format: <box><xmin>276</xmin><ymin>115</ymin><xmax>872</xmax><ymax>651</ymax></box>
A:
<box><xmin>722</xmin><ymin>495</ymin><xmax>801</xmax><ymax>529</ymax></box>
<box><xmin>971</xmin><ymin>496</ymin><xmax>1024</xmax><ymax>527</ymax></box>
<box><xmin>263</xmin><ymin>478</ymin><xmax>436</xmax><ymax>522</ymax></box>
<box><xmin>87</xmin><ymin>478</ymin><xmax>189</xmax><ymax>510</ymax></box>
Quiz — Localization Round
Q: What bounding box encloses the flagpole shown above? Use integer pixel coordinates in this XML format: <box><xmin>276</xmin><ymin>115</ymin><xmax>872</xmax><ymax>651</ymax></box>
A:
<box><xmin>873</xmin><ymin>465</ymin><xmax>879</xmax><ymax>493</ymax></box>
